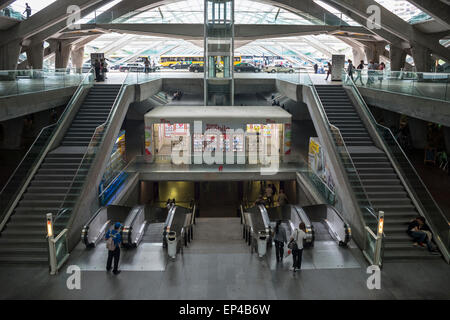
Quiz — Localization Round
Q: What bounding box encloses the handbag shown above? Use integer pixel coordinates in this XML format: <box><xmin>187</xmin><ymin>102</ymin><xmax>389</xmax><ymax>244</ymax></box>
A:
<box><xmin>287</xmin><ymin>230</ymin><xmax>298</xmax><ymax>250</ymax></box>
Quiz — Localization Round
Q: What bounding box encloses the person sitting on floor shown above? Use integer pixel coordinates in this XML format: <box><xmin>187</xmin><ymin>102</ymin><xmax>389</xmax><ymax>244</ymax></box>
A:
<box><xmin>406</xmin><ymin>216</ymin><xmax>438</xmax><ymax>253</ymax></box>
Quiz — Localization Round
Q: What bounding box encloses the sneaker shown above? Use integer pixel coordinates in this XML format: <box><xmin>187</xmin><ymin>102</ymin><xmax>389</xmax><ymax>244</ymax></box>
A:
<box><xmin>413</xmin><ymin>242</ymin><xmax>419</xmax><ymax>247</ymax></box>
<box><xmin>113</xmin><ymin>270</ymin><xmax>121</xmax><ymax>275</ymax></box>
<box><xmin>293</xmin><ymin>268</ymin><xmax>297</xmax><ymax>273</ymax></box>
<box><xmin>106</xmin><ymin>268</ymin><xmax>111</xmax><ymax>272</ymax></box>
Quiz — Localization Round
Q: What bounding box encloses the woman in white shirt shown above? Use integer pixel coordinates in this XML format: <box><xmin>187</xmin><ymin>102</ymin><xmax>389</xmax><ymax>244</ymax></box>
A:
<box><xmin>290</xmin><ymin>222</ymin><xmax>307</xmax><ymax>272</ymax></box>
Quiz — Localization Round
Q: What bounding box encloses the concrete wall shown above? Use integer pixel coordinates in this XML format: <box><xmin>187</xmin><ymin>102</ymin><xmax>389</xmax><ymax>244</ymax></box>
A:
<box><xmin>0</xmin><ymin>86</ymin><xmax>77</xmax><ymax>121</ymax></box>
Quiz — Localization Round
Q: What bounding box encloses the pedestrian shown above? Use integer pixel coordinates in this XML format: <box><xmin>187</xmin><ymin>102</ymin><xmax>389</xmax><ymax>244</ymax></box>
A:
<box><xmin>144</xmin><ymin>57</ymin><xmax>150</xmax><ymax>73</ymax></box>
<box><xmin>378</xmin><ymin>62</ymin><xmax>385</xmax><ymax>84</ymax></box>
<box><xmin>105</xmin><ymin>222</ymin><xmax>122</xmax><ymax>275</ymax></box>
<box><xmin>94</xmin><ymin>59</ymin><xmax>101</xmax><ymax>82</ymax></box>
<box><xmin>313</xmin><ymin>63</ymin><xmax>318</xmax><ymax>74</ymax></box>
<box><xmin>101</xmin><ymin>59</ymin><xmax>108</xmax><ymax>79</ymax></box>
<box><xmin>325</xmin><ymin>62</ymin><xmax>332</xmax><ymax>80</ymax></box>
<box><xmin>278</xmin><ymin>188</ymin><xmax>288</xmax><ymax>206</ymax></box>
<box><xmin>265</xmin><ymin>184</ymin><xmax>274</xmax><ymax>206</ymax></box>
<box><xmin>289</xmin><ymin>222</ymin><xmax>307</xmax><ymax>272</ymax></box>
<box><xmin>354</xmin><ymin>60</ymin><xmax>364</xmax><ymax>85</ymax></box>
<box><xmin>273</xmin><ymin>220</ymin><xmax>287</xmax><ymax>262</ymax></box>
<box><xmin>347</xmin><ymin>59</ymin><xmax>354</xmax><ymax>81</ymax></box>
<box><xmin>367</xmin><ymin>60</ymin><xmax>375</xmax><ymax>85</ymax></box>
<box><xmin>23</xmin><ymin>3</ymin><xmax>31</xmax><ymax>19</ymax></box>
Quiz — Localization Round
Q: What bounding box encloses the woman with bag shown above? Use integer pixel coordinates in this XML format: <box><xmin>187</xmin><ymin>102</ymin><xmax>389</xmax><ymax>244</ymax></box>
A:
<box><xmin>289</xmin><ymin>222</ymin><xmax>307</xmax><ymax>272</ymax></box>
<box><xmin>273</xmin><ymin>220</ymin><xmax>287</xmax><ymax>262</ymax></box>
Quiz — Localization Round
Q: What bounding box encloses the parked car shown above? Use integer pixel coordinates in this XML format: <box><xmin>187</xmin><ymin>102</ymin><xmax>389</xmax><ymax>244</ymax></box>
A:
<box><xmin>264</xmin><ymin>64</ymin><xmax>295</xmax><ymax>73</ymax></box>
<box><xmin>171</xmin><ymin>62</ymin><xmax>190</xmax><ymax>70</ymax></box>
<box><xmin>234</xmin><ymin>62</ymin><xmax>261</xmax><ymax>73</ymax></box>
<box><xmin>189</xmin><ymin>64</ymin><xmax>204</xmax><ymax>73</ymax></box>
<box><xmin>119</xmin><ymin>63</ymin><xmax>145</xmax><ymax>72</ymax></box>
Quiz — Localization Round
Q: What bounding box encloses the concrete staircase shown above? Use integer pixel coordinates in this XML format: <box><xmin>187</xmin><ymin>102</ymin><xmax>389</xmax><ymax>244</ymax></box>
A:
<box><xmin>315</xmin><ymin>85</ymin><xmax>440</xmax><ymax>261</ymax></box>
<box><xmin>0</xmin><ymin>84</ymin><xmax>122</xmax><ymax>264</ymax></box>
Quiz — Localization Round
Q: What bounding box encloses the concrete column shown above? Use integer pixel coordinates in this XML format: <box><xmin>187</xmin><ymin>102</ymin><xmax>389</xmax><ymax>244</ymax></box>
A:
<box><xmin>1</xmin><ymin>117</ymin><xmax>24</xmax><ymax>149</ymax></box>
<box><xmin>389</xmin><ymin>45</ymin><xmax>407</xmax><ymax>71</ymax></box>
<box><xmin>408</xmin><ymin>117</ymin><xmax>428</xmax><ymax>149</ymax></box>
<box><xmin>70</xmin><ymin>46</ymin><xmax>85</xmax><ymax>73</ymax></box>
<box><xmin>364</xmin><ymin>42</ymin><xmax>386</xmax><ymax>63</ymax></box>
<box><xmin>352</xmin><ymin>47</ymin><xmax>365</xmax><ymax>65</ymax></box>
<box><xmin>411</xmin><ymin>43</ymin><xmax>433</xmax><ymax>72</ymax></box>
<box><xmin>50</xmin><ymin>40</ymin><xmax>72</xmax><ymax>69</ymax></box>
<box><xmin>25</xmin><ymin>42</ymin><xmax>44</xmax><ymax>70</ymax></box>
<box><xmin>0</xmin><ymin>40</ymin><xmax>21</xmax><ymax>71</ymax></box>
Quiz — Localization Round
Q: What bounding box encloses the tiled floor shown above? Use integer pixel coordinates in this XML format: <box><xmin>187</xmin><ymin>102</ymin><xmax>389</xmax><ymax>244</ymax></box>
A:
<box><xmin>1</xmin><ymin>216</ymin><xmax>449</xmax><ymax>299</ymax></box>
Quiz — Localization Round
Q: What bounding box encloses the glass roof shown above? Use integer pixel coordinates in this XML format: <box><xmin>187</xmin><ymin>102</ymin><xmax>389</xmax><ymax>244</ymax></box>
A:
<box><xmin>374</xmin><ymin>0</ymin><xmax>431</xmax><ymax>23</ymax></box>
<box><xmin>112</xmin><ymin>0</ymin><xmax>328</xmax><ymax>25</ymax></box>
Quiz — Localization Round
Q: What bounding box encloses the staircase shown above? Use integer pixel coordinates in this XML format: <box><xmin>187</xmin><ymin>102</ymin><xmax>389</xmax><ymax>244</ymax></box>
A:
<box><xmin>315</xmin><ymin>84</ymin><xmax>440</xmax><ymax>261</ymax></box>
<box><xmin>0</xmin><ymin>84</ymin><xmax>122</xmax><ymax>264</ymax></box>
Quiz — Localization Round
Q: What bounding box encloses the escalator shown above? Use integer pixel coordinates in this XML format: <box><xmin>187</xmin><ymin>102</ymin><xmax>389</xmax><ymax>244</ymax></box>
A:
<box><xmin>0</xmin><ymin>83</ymin><xmax>126</xmax><ymax>264</ymax></box>
<box><xmin>314</xmin><ymin>84</ymin><xmax>448</xmax><ymax>261</ymax></box>
<box><xmin>265</xmin><ymin>205</ymin><xmax>315</xmax><ymax>246</ymax></box>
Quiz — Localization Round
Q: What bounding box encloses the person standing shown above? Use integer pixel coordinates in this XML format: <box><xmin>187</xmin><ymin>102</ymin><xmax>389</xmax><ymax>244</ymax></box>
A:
<box><xmin>277</xmin><ymin>189</ymin><xmax>288</xmax><ymax>206</ymax></box>
<box><xmin>144</xmin><ymin>57</ymin><xmax>150</xmax><ymax>73</ymax></box>
<box><xmin>290</xmin><ymin>222</ymin><xmax>307</xmax><ymax>272</ymax></box>
<box><xmin>23</xmin><ymin>3</ymin><xmax>31</xmax><ymax>19</ymax></box>
<box><xmin>347</xmin><ymin>59</ymin><xmax>354</xmax><ymax>81</ymax></box>
<box><xmin>273</xmin><ymin>220</ymin><xmax>287</xmax><ymax>262</ymax></box>
<box><xmin>94</xmin><ymin>59</ymin><xmax>101</xmax><ymax>82</ymax></box>
<box><xmin>367</xmin><ymin>60</ymin><xmax>375</xmax><ymax>85</ymax></box>
<box><xmin>105</xmin><ymin>222</ymin><xmax>122</xmax><ymax>275</ymax></box>
<box><xmin>325</xmin><ymin>62</ymin><xmax>332</xmax><ymax>81</ymax></box>
<box><xmin>354</xmin><ymin>60</ymin><xmax>365</xmax><ymax>85</ymax></box>
<box><xmin>313</xmin><ymin>63</ymin><xmax>318</xmax><ymax>74</ymax></box>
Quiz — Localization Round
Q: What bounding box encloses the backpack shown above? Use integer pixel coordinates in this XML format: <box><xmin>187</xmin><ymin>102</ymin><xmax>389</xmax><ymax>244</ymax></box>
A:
<box><xmin>106</xmin><ymin>231</ymin><xmax>117</xmax><ymax>251</ymax></box>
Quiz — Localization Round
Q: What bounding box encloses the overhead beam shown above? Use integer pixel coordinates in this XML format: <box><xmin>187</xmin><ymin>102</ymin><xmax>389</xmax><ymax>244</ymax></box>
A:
<box><xmin>325</xmin><ymin>0</ymin><xmax>450</xmax><ymax>61</ymax></box>
<box><xmin>0</xmin><ymin>0</ymin><xmax>104</xmax><ymax>47</ymax></box>
<box><xmin>70</xmin><ymin>23</ymin><xmax>373</xmax><ymax>40</ymax></box>
<box><xmin>406</xmin><ymin>0</ymin><xmax>450</xmax><ymax>29</ymax></box>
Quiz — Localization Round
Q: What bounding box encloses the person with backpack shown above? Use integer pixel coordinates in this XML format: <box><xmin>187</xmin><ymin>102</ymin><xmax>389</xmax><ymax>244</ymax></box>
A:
<box><xmin>105</xmin><ymin>222</ymin><xmax>122</xmax><ymax>275</ymax></box>
<box><xmin>273</xmin><ymin>220</ymin><xmax>287</xmax><ymax>262</ymax></box>
<box><xmin>289</xmin><ymin>222</ymin><xmax>307</xmax><ymax>272</ymax></box>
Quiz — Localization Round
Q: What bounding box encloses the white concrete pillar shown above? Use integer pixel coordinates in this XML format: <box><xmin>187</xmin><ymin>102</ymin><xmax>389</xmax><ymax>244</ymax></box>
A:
<box><xmin>0</xmin><ymin>40</ymin><xmax>21</xmax><ymax>72</ymax></box>
<box><xmin>70</xmin><ymin>46</ymin><xmax>85</xmax><ymax>73</ymax></box>
<box><xmin>411</xmin><ymin>42</ymin><xmax>433</xmax><ymax>72</ymax></box>
<box><xmin>25</xmin><ymin>42</ymin><xmax>44</xmax><ymax>70</ymax></box>
<box><xmin>408</xmin><ymin>117</ymin><xmax>428</xmax><ymax>149</ymax></box>
<box><xmin>50</xmin><ymin>40</ymin><xmax>72</xmax><ymax>69</ymax></box>
<box><xmin>364</xmin><ymin>42</ymin><xmax>386</xmax><ymax>64</ymax></box>
<box><xmin>389</xmin><ymin>45</ymin><xmax>406</xmax><ymax>71</ymax></box>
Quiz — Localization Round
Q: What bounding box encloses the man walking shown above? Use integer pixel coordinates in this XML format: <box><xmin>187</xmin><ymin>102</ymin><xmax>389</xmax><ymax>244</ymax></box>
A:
<box><xmin>105</xmin><ymin>222</ymin><xmax>122</xmax><ymax>275</ymax></box>
<box><xmin>23</xmin><ymin>3</ymin><xmax>31</xmax><ymax>19</ymax></box>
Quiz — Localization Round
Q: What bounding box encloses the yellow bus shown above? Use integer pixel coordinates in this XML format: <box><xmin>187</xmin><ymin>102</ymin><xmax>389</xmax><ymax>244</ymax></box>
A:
<box><xmin>160</xmin><ymin>55</ymin><xmax>242</xmax><ymax>67</ymax></box>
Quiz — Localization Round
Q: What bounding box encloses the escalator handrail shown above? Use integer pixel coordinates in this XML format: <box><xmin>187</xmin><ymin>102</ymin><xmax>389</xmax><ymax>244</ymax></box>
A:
<box><xmin>98</xmin><ymin>161</ymin><xmax>133</xmax><ymax>201</ymax></box>
<box><xmin>343</xmin><ymin>72</ymin><xmax>450</xmax><ymax>256</ymax></box>
<box><xmin>56</xmin><ymin>70</ymin><xmax>131</xmax><ymax>224</ymax></box>
<box><xmin>306</xmin><ymin>76</ymin><xmax>376</xmax><ymax>221</ymax></box>
<box><xmin>81</xmin><ymin>206</ymin><xmax>107</xmax><ymax>246</ymax></box>
<box><xmin>0</xmin><ymin>69</ymin><xmax>95</xmax><ymax>232</ymax></box>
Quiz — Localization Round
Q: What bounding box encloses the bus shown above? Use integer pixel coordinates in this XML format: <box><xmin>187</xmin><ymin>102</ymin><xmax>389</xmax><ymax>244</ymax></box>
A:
<box><xmin>160</xmin><ymin>55</ymin><xmax>242</xmax><ymax>67</ymax></box>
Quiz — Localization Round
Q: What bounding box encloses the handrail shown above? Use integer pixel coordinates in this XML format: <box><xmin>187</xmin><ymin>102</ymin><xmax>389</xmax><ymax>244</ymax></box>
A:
<box><xmin>0</xmin><ymin>68</ymin><xmax>94</xmax><ymax>233</ymax></box>
<box><xmin>343</xmin><ymin>71</ymin><xmax>450</xmax><ymax>261</ymax></box>
<box><xmin>0</xmin><ymin>124</ymin><xmax>54</xmax><ymax>196</ymax></box>
<box><xmin>56</xmin><ymin>70</ymin><xmax>131</xmax><ymax>226</ymax></box>
<box><xmin>306</xmin><ymin>76</ymin><xmax>376</xmax><ymax>225</ymax></box>
<box><xmin>98</xmin><ymin>161</ymin><xmax>132</xmax><ymax>201</ymax></box>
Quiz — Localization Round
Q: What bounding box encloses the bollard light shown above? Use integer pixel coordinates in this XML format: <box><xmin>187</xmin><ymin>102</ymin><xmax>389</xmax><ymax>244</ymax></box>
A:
<box><xmin>46</xmin><ymin>213</ymin><xmax>54</xmax><ymax>238</ymax></box>
<box><xmin>377</xmin><ymin>211</ymin><xmax>384</xmax><ymax>236</ymax></box>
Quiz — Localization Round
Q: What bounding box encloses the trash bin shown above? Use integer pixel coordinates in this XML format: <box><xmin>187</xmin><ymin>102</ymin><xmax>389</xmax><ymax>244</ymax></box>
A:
<box><xmin>167</xmin><ymin>231</ymin><xmax>177</xmax><ymax>258</ymax></box>
<box><xmin>257</xmin><ymin>230</ymin><xmax>268</xmax><ymax>257</ymax></box>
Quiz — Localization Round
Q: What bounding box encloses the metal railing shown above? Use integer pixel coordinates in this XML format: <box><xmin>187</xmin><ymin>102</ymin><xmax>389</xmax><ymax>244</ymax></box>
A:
<box><xmin>343</xmin><ymin>71</ymin><xmax>450</xmax><ymax>263</ymax></box>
